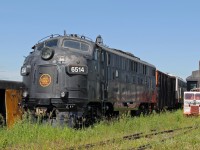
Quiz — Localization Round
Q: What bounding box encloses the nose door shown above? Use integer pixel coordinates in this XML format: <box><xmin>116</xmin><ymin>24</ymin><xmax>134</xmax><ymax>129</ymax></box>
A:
<box><xmin>97</xmin><ymin>49</ymin><xmax>108</xmax><ymax>101</ymax></box>
<box><xmin>36</xmin><ymin>65</ymin><xmax>57</xmax><ymax>98</ymax></box>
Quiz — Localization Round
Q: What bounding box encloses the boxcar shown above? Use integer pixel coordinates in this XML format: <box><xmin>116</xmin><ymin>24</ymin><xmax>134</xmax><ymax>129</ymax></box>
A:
<box><xmin>156</xmin><ymin>71</ymin><xmax>176</xmax><ymax>110</ymax></box>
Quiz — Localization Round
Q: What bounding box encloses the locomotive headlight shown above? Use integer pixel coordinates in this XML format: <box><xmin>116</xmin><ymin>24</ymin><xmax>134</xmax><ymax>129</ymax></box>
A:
<box><xmin>60</xmin><ymin>91</ymin><xmax>66</xmax><ymax>98</ymax></box>
<box><xmin>21</xmin><ymin>67</ymin><xmax>27</xmax><ymax>74</ymax></box>
<box><xmin>41</xmin><ymin>47</ymin><xmax>54</xmax><ymax>60</ymax></box>
<box><xmin>22</xmin><ymin>91</ymin><xmax>28</xmax><ymax>98</ymax></box>
<box><xmin>21</xmin><ymin>65</ymin><xmax>31</xmax><ymax>76</ymax></box>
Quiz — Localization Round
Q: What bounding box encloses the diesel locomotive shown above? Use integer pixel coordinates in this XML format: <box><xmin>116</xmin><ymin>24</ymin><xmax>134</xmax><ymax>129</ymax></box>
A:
<box><xmin>21</xmin><ymin>33</ymin><xmax>157</xmax><ymax>126</ymax></box>
<box><xmin>21</xmin><ymin>33</ymin><xmax>185</xmax><ymax>127</ymax></box>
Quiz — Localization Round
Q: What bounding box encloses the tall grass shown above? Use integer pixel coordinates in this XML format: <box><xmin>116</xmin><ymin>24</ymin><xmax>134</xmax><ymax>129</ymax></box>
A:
<box><xmin>0</xmin><ymin>110</ymin><xmax>200</xmax><ymax>149</ymax></box>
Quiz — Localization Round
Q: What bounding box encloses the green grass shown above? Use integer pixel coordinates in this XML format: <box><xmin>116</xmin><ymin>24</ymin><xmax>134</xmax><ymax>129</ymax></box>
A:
<box><xmin>0</xmin><ymin>110</ymin><xmax>200</xmax><ymax>150</ymax></box>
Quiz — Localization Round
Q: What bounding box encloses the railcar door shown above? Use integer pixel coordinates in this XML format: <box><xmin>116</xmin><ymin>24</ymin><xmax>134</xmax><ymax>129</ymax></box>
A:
<box><xmin>96</xmin><ymin>48</ymin><xmax>108</xmax><ymax>113</ymax></box>
<box><xmin>98</xmin><ymin>48</ymin><xmax>108</xmax><ymax>101</ymax></box>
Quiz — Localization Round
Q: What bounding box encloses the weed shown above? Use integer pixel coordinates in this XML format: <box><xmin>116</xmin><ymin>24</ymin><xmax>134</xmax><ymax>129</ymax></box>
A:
<box><xmin>0</xmin><ymin>110</ymin><xmax>200</xmax><ymax>149</ymax></box>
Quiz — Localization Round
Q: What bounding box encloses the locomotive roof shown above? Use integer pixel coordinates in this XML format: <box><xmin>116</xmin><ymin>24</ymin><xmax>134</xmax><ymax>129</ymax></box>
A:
<box><xmin>34</xmin><ymin>33</ymin><xmax>155</xmax><ymax>68</ymax></box>
<box><xmin>96</xmin><ymin>42</ymin><xmax>156</xmax><ymax>68</ymax></box>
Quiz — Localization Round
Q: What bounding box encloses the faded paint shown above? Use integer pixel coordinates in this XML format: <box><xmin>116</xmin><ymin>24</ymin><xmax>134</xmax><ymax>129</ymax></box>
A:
<box><xmin>6</xmin><ymin>89</ymin><xmax>22</xmax><ymax>127</ymax></box>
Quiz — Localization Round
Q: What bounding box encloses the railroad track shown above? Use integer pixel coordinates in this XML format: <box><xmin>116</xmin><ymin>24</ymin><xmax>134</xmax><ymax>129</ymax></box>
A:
<box><xmin>130</xmin><ymin>126</ymin><xmax>198</xmax><ymax>150</ymax></box>
<box><xmin>68</xmin><ymin>125</ymin><xmax>198</xmax><ymax>150</ymax></box>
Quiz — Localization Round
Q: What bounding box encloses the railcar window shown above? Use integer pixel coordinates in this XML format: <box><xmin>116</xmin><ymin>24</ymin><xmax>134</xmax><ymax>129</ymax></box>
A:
<box><xmin>125</xmin><ymin>60</ymin><xmax>128</xmax><ymax>71</ymax></box>
<box><xmin>185</xmin><ymin>93</ymin><xmax>194</xmax><ymax>100</ymax></box>
<box><xmin>130</xmin><ymin>61</ymin><xmax>134</xmax><ymax>71</ymax></box>
<box><xmin>195</xmin><ymin>93</ymin><xmax>200</xmax><ymax>100</ymax></box>
<box><xmin>101</xmin><ymin>51</ymin><xmax>104</xmax><ymax>62</ymax></box>
<box><xmin>122</xmin><ymin>58</ymin><xmax>125</xmax><ymax>70</ymax></box>
<box><xmin>134</xmin><ymin>62</ymin><xmax>138</xmax><ymax>72</ymax></box>
<box><xmin>94</xmin><ymin>49</ymin><xmax>98</xmax><ymax>60</ymax></box>
<box><xmin>63</xmin><ymin>40</ymin><xmax>89</xmax><ymax>51</ymax></box>
<box><xmin>113</xmin><ymin>55</ymin><xmax>116</xmax><ymax>67</ymax></box>
<box><xmin>107</xmin><ymin>53</ymin><xmax>111</xmax><ymax>65</ymax></box>
<box><xmin>115</xmin><ymin>70</ymin><xmax>119</xmax><ymax>78</ymax></box>
<box><xmin>116</xmin><ymin>56</ymin><xmax>120</xmax><ymax>68</ymax></box>
<box><xmin>142</xmin><ymin>65</ymin><xmax>147</xmax><ymax>75</ymax></box>
<box><xmin>112</xmin><ymin>71</ymin><xmax>115</xmax><ymax>80</ymax></box>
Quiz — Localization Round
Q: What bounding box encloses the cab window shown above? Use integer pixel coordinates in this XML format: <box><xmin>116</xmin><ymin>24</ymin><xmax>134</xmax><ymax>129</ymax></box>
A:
<box><xmin>36</xmin><ymin>39</ymin><xmax>58</xmax><ymax>50</ymax></box>
<box><xmin>45</xmin><ymin>39</ymin><xmax>58</xmax><ymax>47</ymax></box>
<box><xmin>63</xmin><ymin>40</ymin><xmax>90</xmax><ymax>51</ymax></box>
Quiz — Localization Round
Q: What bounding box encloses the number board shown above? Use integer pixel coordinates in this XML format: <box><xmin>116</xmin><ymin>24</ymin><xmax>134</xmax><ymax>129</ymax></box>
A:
<box><xmin>67</xmin><ymin>65</ymin><xmax>88</xmax><ymax>75</ymax></box>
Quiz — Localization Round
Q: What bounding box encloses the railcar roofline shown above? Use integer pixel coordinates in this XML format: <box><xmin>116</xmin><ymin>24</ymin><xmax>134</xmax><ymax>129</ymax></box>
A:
<box><xmin>32</xmin><ymin>34</ymin><xmax>94</xmax><ymax>49</ymax></box>
<box><xmin>96</xmin><ymin>42</ymin><xmax>156</xmax><ymax>68</ymax></box>
<box><xmin>31</xmin><ymin>33</ymin><xmax>155</xmax><ymax>68</ymax></box>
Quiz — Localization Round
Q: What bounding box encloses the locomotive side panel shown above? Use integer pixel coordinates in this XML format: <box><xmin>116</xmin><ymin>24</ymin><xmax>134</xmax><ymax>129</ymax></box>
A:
<box><xmin>96</xmin><ymin>46</ymin><xmax>157</xmax><ymax>112</ymax></box>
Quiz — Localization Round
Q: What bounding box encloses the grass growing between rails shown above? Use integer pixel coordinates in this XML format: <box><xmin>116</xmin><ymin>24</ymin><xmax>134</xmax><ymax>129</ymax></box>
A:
<box><xmin>0</xmin><ymin>110</ymin><xmax>200</xmax><ymax>150</ymax></box>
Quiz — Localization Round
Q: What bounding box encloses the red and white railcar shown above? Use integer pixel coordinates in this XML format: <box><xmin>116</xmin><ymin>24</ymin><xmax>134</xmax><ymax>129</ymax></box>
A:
<box><xmin>184</xmin><ymin>91</ymin><xmax>200</xmax><ymax>115</ymax></box>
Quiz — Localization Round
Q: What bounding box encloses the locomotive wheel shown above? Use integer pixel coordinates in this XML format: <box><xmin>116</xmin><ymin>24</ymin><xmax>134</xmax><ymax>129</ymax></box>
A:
<box><xmin>84</xmin><ymin>106</ymin><xmax>102</xmax><ymax>127</ymax></box>
<box><xmin>139</xmin><ymin>104</ymin><xmax>149</xmax><ymax>116</ymax></box>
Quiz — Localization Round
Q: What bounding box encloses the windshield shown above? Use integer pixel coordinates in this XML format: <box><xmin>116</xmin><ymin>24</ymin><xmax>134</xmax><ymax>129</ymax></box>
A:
<box><xmin>36</xmin><ymin>39</ymin><xmax>58</xmax><ymax>50</ymax></box>
<box><xmin>63</xmin><ymin>40</ymin><xmax>90</xmax><ymax>51</ymax></box>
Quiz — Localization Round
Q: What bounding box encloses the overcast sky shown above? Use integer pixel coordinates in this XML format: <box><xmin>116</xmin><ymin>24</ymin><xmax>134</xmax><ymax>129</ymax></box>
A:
<box><xmin>0</xmin><ymin>0</ymin><xmax>200</xmax><ymax>81</ymax></box>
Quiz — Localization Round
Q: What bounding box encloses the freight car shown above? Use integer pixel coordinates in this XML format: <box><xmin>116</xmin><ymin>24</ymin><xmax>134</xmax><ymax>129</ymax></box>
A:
<box><xmin>20</xmin><ymin>33</ymin><xmax>185</xmax><ymax>127</ymax></box>
<box><xmin>173</xmin><ymin>76</ymin><xmax>187</xmax><ymax>108</ymax></box>
<box><xmin>0</xmin><ymin>80</ymin><xmax>23</xmax><ymax>126</ymax></box>
<box><xmin>156</xmin><ymin>72</ymin><xmax>186</xmax><ymax>110</ymax></box>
